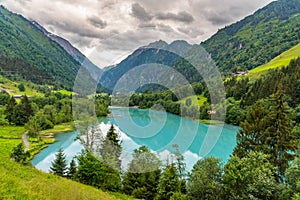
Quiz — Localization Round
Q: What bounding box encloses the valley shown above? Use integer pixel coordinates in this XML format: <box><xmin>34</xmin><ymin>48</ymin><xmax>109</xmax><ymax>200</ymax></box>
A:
<box><xmin>0</xmin><ymin>0</ymin><xmax>300</xmax><ymax>199</ymax></box>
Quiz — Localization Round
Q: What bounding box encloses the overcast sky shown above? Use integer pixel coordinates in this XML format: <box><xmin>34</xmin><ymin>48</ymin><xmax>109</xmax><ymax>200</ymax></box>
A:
<box><xmin>0</xmin><ymin>0</ymin><xmax>274</xmax><ymax>67</ymax></box>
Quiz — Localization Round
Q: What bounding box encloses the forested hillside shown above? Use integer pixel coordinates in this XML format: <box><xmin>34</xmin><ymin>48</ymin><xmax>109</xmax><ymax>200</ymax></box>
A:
<box><xmin>100</xmin><ymin>40</ymin><xmax>204</xmax><ymax>91</ymax></box>
<box><xmin>0</xmin><ymin>6</ymin><xmax>93</xmax><ymax>90</ymax></box>
<box><xmin>31</xmin><ymin>21</ymin><xmax>102</xmax><ymax>81</ymax></box>
<box><xmin>202</xmin><ymin>0</ymin><xmax>300</xmax><ymax>74</ymax></box>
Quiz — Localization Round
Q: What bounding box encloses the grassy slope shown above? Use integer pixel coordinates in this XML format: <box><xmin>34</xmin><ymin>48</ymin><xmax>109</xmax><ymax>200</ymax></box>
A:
<box><xmin>249</xmin><ymin>42</ymin><xmax>300</xmax><ymax>77</ymax></box>
<box><xmin>0</xmin><ymin>126</ymin><xmax>135</xmax><ymax>200</ymax></box>
<box><xmin>177</xmin><ymin>94</ymin><xmax>207</xmax><ymax>108</ymax></box>
<box><xmin>0</xmin><ymin>75</ymin><xmax>43</xmax><ymax>97</ymax></box>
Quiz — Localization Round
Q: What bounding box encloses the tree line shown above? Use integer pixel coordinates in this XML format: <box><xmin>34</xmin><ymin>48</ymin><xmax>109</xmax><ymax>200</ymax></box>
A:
<box><xmin>47</xmin><ymin>91</ymin><xmax>300</xmax><ymax>200</ymax></box>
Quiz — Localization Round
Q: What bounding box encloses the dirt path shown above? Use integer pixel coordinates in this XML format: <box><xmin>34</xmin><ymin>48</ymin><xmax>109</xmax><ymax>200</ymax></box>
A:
<box><xmin>22</xmin><ymin>132</ymin><xmax>29</xmax><ymax>151</ymax></box>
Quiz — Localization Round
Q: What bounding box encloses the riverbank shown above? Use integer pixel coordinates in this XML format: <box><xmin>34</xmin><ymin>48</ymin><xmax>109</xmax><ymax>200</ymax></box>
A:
<box><xmin>27</xmin><ymin>122</ymin><xmax>76</xmax><ymax>160</ymax></box>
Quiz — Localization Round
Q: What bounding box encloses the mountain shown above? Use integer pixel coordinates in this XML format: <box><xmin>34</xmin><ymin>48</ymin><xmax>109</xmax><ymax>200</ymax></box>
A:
<box><xmin>202</xmin><ymin>0</ymin><xmax>300</xmax><ymax>74</ymax></box>
<box><xmin>0</xmin><ymin>6</ymin><xmax>95</xmax><ymax>90</ymax></box>
<box><xmin>99</xmin><ymin>40</ymin><xmax>207</xmax><ymax>92</ymax></box>
<box><xmin>249</xmin><ymin>42</ymin><xmax>300</xmax><ymax>77</ymax></box>
<box><xmin>100</xmin><ymin>0</ymin><xmax>300</xmax><ymax>91</ymax></box>
<box><xmin>31</xmin><ymin>21</ymin><xmax>101</xmax><ymax>80</ymax></box>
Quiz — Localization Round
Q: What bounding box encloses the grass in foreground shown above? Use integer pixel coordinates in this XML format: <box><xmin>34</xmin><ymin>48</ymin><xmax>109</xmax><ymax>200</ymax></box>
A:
<box><xmin>0</xmin><ymin>126</ymin><xmax>136</xmax><ymax>200</ymax></box>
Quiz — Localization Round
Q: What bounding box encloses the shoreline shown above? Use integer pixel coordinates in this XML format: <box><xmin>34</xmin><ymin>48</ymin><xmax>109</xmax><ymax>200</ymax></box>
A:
<box><xmin>28</xmin><ymin>122</ymin><xmax>76</xmax><ymax>161</ymax></box>
<box><xmin>109</xmin><ymin>106</ymin><xmax>226</xmax><ymax>125</ymax></box>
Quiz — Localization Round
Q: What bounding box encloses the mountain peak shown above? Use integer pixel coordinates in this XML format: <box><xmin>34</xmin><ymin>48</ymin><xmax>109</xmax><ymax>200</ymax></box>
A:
<box><xmin>145</xmin><ymin>40</ymin><xmax>168</xmax><ymax>49</ymax></box>
<box><xmin>31</xmin><ymin>20</ymin><xmax>50</xmax><ymax>35</ymax></box>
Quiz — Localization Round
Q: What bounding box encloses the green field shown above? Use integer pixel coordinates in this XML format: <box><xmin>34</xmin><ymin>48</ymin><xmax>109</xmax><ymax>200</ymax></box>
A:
<box><xmin>249</xmin><ymin>42</ymin><xmax>300</xmax><ymax>77</ymax></box>
<box><xmin>0</xmin><ymin>126</ymin><xmax>136</xmax><ymax>200</ymax></box>
<box><xmin>53</xmin><ymin>89</ymin><xmax>74</xmax><ymax>96</ymax></box>
<box><xmin>0</xmin><ymin>75</ymin><xmax>44</xmax><ymax>97</ymax></box>
<box><xmin>177</xmin><ymin>94</ymin><xmax>207</xmax><ymax>108</ymax></box>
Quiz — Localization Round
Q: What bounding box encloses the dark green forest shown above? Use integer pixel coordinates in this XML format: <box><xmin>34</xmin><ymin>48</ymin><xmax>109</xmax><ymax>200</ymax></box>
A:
<box><xmin>202</xmin><ymin>0</ymin><xmax>300</xmax><ymax>74</ymax></box>
<box><xmin>0</xmin><ymin>6</ymin><xmax>96</xmax><ymax>90</ymax></box>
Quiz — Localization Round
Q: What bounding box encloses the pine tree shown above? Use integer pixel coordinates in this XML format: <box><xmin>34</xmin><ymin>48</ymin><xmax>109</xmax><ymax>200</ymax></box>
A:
<box><xmin>122</xmin><ymin>146</ymin><xmax>161</xmax><ymax>199</ymax></box>
<box><xmin>234</xmin><ymin>87</ymin><xmax>297</xmax><ymax>181</ymax></box>
<box><xmin>100</xmin><ymin>124</ymin><xmax>122</xmax><ymax>170</ymax></box>
<box><xmin>5</xmin><ymin>96</ymin><xmax>16</xmax><ymax>123</ymax></box>
<box><xmin>67</xmin><ymin>158</ymin><xmax>77</xmax><ymax>179</ymax></box>
<box><xmin>10</xmin><ymin>143</ymin><xmax>29</xmax><ymax>164</ymax></box>
<box><xmin>21</xmin><ymin>95</ymin><xmax>33</xmax><ymax>122</ymax></box>
<box><xmin>172</xmin><ymin>144</ymin><xmax>186</xmax><ymax>194</ymax></box>
<box><xmin>265</xmin><ymin>87</ymin><xmax>297</xmax><ymax>179</ymax></box>
<box><xmin>156</xmin><ymin>163</ymin><xmax>180</xmax><ymax>200</ymax></box>
<box><xmin>233</xmin><ymin>101</ymin><xmax>269</xmax><ymax>158</ymax></box>
<box><xmin>50</xmin><ymin>148</ymin><xmax>67</xmax><ymax>177</ymax></box>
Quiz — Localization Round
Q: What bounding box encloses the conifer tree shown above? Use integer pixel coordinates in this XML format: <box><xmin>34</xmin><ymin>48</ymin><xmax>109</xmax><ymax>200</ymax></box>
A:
<box><xmin>67</xmin><ymin>158</ymin><xmax>77</xmax><ymax>179</ymax></box>
<box><xmin>21</xmin><ymin>95</ymin><xmax>33</xmax><ymax>121</ymax></box>
<box><xmin>156</xmin><ymin>163</ymin><xmax>180</xmax><ymax>200</ymax></box>
<box><xmin>265</xmin><ymin>87</ymin><xmax>297</xmax><ymax>179</ymax></box>
<box><xmin>100</xmin><ymin>124</ymin><xmax>122</xmax><ymax>170</ymax></box>
<box><xmin>122</xmin><ymin>146</ymin><xmax>161</xmax><ymax>199</ymax></box>
<box><xmin>50</xmin><ymin>148</ymin><xmax>67</xmax><ymax>177</ymax></box>
<box><xmin>10</xmin><ymin>143</ymin><xmax>29</xmax><ymax>164</ymax></box>
<box><xmin>234</xmin><ymin>87</ymin><xmax>297</xmax><ymax>181</ymax></box>
<box><xmin>233</xmin><ymin>101</ymin><xmax>269</xmax><ymax>157</ymax></box>
<box><xmin>5</xmin><ymin>96</ymin><xmax>16</xmax><ymax>123</ymax></box>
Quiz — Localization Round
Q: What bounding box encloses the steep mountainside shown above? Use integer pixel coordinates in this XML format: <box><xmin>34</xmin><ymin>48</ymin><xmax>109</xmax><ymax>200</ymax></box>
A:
<box><xmin>31</xmin><ymin>21</ymin><xmax>101</xmax><ymax>80</ymax></box>
<box><xmin>0</xmin><ymin>6</ymin><xmax>94</xmax><ymax>90</ymax></box>
<box><xmin>202</xmin><ymin>0</ymin><xmax>300</xmax><ymax>74</ymax></box>
<box><xmin>99</xmin><ymin>40</ymin><xmax>206</xmax><ymax>91</ymax></box>
<box><xmin>249</xmin><ymin>42</ymin><xmax>300</xmax><ymax>76</ymax></box>
<box><xmin>101</xmin><ymin>0</ymin><xmax>300</xmax><ymax>90</ymax></box>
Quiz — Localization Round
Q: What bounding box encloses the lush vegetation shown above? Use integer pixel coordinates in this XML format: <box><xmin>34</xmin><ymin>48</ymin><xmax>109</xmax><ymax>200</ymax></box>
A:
<box><xmin>0</xmin><ymin>6</ymin><xmax>97</xmax><ymax>90</ymax></box>
<box><xmin>202</xmin><ymin>0</ymin><xmax>300</xmax><ymax>74</ymax></box>
<box><xmin>0</xmin><ymin>126</ymin><xmax>135</xmax><ymax>200</ymax></box>
<box><xmin>2</xmin><ymin>59</ymin><xmax>300</xmax><ymax>199</ymax></box>
<box><xmin>1</xmin><ymin>0</ymin><xmax>300</xmax><ymax>199</ymax></box>
<box><xmin>249</xmin><ymin>42</ymin><xmax>300</xmax><ymax>76</ymax></box>
<box><xmin>99</xmin><ymin>41</ymin><xmax>210</xmax><ymax>92</ymax></box>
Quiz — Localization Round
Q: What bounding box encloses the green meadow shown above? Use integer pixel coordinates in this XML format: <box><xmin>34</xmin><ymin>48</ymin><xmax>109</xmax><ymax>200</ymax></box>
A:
<box><xmin>249</xmin><ymin>42</ymin><xmax>300</xmax><ymax>77</ymax></box>
<box><xmin>0</xmin><ymin>126</ymin><xmax>136</xmax><ymax>200</ymax></box>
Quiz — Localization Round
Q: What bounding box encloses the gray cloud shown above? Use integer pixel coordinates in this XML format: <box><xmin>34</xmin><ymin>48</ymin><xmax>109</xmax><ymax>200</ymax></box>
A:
<box><xmin>87</xmin><ymin>16</ymin><xmax>107</xmax><ymax>29</ymax></box>
<box><xmin>205</xmin><ymin>13</ymin><xmax>233</xmax><ymax>25</ymax></box>
<box><xmin>138</xmin><ymin>23</ymin><xmax>156</xmax><ymax>29</ymax></box>
<box><xmin>131</xmin><ymin>3</ymin><xmax>153</xmax><ymax>21</ymax></box>
<box><xmin>177</xmin><ymin>27</ymin><xmax>204</xmax><ymax>37</ymax></box>
<box><xmin>0</xmin><ymin>0</ymin><xmax>275</xmax><ymax>67</ymax></box>
<box><xmin>156</xmin><ymin>11</ymin><xmax>194</xmax><ymax>23</ymax></box>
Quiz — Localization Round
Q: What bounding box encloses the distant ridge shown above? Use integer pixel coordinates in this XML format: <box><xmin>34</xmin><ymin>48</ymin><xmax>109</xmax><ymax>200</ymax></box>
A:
<box><xmin>0</xmin><ymin>5</ymin><xmax>96</xmax><ymax>89</ymax></box>
<box><xmin>31</xmin><ymin>20</ymin><xmax>101</xmax><ymax>80</ymax></box>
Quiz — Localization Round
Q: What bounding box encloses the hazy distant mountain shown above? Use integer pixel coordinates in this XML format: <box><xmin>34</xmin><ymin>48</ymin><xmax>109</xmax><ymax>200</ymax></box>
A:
<box><xmin>99</xmin><ymin>40</ymin><xmax>206</xmax><ymax>92</ymax></box>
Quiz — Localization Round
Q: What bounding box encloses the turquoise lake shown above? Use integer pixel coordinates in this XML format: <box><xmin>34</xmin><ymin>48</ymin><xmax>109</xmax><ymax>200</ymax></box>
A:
<box><xmin>32</xmin><ymin>108</ymin><xmax>239</xmax><ymax>172</ymax></box>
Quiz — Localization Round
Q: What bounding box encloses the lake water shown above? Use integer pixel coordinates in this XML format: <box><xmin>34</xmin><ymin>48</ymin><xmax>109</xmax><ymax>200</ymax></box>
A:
<box><xmin>32</xmin><ymin>108</ymin><xmax>239</xmax><ymax>172</ymax></box>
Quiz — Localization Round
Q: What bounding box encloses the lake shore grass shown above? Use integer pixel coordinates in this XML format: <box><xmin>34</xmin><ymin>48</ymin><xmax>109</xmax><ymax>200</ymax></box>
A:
<box><xmin>0</xmin><ymin>125</ymin><xmax>136</xmax><ymax>200</ymax></box>
<box><xmin>40</xmin><ymin>122</ymin><xmax>75</xmax><ymax>136</ymax></box>
<box><xmin>197</xmin><ymin>119</ymin><xmax>225</xmax><ymax>125</ymax></box>
<box><xmin>27</xmin><ymin>122</ymin><xmax>76</xmax><ymax>159</ymax></box>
